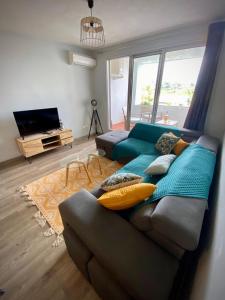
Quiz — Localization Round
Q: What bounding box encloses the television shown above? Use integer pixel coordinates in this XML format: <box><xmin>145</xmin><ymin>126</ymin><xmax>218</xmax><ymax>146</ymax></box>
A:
<box><xmin>13</xmin><ymin>108</ymin><xmax>61</xmax><ymax>137</ymax></box>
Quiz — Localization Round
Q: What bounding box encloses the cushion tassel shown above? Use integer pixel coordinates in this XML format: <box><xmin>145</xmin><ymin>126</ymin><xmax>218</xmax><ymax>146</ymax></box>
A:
<box><xmin>52</xmin><ymin>235</ymin><xmax>64</xmax><ymax>247</ymax></box>
<box><xmin>26</xmin><ymin>201</ymin><xmax>36</xmax><ymax>207</ymax></box>
<box><xmin>33</xmin><ymin>211</ymin><xmax>46</xmax><ymax>227</ymax></box>
<box><xmin>43</xmin><ymin>228</ymin><xmax>55</xmax><ymax>237</ymax></box>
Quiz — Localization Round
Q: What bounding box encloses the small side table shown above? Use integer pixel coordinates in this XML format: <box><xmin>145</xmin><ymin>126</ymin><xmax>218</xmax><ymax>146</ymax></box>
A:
<box><xmin>156</xmin><ymin>119</ymin><xmax>178</xmax><ymax>126</ymax></box>
<box><xmin>65</xmin><ymin>160</ymin><xmax>92</xmax><ymax>186</ymax></box>
<box><xmin>65</xmin><ymin>150</ymin><xmax>106</xmax><ymax>186</ymax></box>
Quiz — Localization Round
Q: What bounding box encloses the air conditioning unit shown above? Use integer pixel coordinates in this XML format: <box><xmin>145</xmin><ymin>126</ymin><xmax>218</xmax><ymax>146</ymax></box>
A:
<box><xmin>68</xmin><ymin>51</ymin><xmax>96</xmax><ymax>68</ymax></box>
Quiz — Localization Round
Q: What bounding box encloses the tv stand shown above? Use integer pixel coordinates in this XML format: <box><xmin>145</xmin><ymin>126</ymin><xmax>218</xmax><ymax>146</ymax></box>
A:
<box><xmin>16</xmin><ymin>128</ymin><xmax>73</xmax><ymax>162</ymax></box>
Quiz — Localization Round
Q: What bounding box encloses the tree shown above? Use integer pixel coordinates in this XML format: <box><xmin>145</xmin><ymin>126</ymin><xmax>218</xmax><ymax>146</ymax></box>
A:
<box><xmin>184</xmin><ymin>84</ymin><xmax>195</xmax><ymax>106</ymax></box>
<box><xmin>141</xmin><ymin>85</ymin><xmax>154</xmax><ymax>105</ymax></box>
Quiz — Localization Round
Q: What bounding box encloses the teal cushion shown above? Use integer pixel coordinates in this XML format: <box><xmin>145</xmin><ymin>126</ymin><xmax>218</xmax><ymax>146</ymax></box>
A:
<box><xmin>112</xmin><ymin>138</ymin><xmax>159</xmax><ymax>161</ymax></box>
<box><xmin>128</xmin><ymin>122</ymin><xmax>181</xmax><ymax>143</ymax></box>
<box><xmin>116</xmin><ymin>154</ymin><xmax>161</xmax><ymax>185</ymax></box>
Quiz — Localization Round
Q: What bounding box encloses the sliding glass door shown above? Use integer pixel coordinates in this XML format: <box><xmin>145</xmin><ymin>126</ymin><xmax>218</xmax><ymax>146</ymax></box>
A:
<box><xmin>128</xmin><ymin>46</ymin><xmax>205</xmax><ymax>129</ymax></box>
<box><xmin>130</xmin><ymin>54</ymin><xmax>161</xmax><ymax>128</ymax></box>
<box><xmin>156</xmin><ymin>47</ymin><xmax>205</xmax><ymax>128</ymax></box>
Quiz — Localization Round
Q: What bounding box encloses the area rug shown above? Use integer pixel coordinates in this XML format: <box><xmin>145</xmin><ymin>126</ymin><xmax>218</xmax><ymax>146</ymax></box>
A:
<box><xmin>18</xmin><ymin>157</ymin><xmax>122</xmax><ymax>246</ymax></box>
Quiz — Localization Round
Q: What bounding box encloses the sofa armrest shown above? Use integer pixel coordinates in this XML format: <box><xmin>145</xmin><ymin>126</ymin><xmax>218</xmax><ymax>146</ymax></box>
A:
<box><xmin>151</xmin><ymin>196</ymin><xmax>207</xmax><ymax>251</ymax></box>
<box><xmin>196</xmin><ymin>134</ymin><xmax>219</xmax><ymax>153</ymax></box>
<box><xmin>59</xmin><ymin>189</ymin><xmax>178</xmax><ymax>300</ymax></box>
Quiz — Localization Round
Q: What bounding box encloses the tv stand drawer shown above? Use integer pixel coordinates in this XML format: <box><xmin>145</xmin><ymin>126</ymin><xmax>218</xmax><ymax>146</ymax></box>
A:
<box><xmin>60</xmin><ymin>130</ymin><xmax>72</xmax><ymax>140</ymax></box>
<box><xmin>23</xmin><ymin>139</ymin><xmax>43</xmax><ymax>148</ymax></box>
<box><xmin>61</xmin><ymin>137</ymin><xmax>73</xmax><ymax>145</ymax></box>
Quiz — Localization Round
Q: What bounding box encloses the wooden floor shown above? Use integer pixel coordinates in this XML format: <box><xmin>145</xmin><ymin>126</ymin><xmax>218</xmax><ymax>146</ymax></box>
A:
<box><xmin>0</xmin><ymin>137</ymin><xmax>100</xmax><ymax>300</ymax></box>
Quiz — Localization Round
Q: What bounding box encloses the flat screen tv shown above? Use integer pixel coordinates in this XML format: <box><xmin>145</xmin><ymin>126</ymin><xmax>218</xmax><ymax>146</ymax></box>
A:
<box><xmin>13</xmin><ymin>108</ymin><xmax>60</xmax><ymax>137</ymax></box>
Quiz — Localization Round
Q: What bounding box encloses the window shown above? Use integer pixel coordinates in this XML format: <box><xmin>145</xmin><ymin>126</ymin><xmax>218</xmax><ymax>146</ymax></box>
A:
<box><xmin>130</xmin><ymin>46</ymin><xmax>205</xmax><ymax>129</ymax></box>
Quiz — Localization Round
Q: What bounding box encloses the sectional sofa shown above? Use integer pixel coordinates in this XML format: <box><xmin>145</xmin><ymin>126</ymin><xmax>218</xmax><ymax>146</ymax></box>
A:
<box><xmin>59</xmin><ymin>123</ymin><xmax>219</xmax><ymax>300</ymax></box>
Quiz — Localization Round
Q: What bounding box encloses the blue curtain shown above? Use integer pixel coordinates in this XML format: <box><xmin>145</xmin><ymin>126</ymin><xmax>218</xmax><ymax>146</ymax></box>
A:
<box><xmin>184</xmin><ymin>21</ymin><xmax>225</xmax><ymax>131</ymax></box>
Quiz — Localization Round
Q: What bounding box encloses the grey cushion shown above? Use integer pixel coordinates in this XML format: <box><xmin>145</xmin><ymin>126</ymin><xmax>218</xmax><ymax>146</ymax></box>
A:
<box><xmin>95</xmin><ymin>131</ymin><xmax>129</xmax><ymax>159</ymax></box>
<box><xmin>197</xmin><ymin>135</ymin><xmax>219</xmax><ymax>153</ymax></box>
<box><xmin>151</xmin><ymin>196</ymin><xmax>207</xmax><ymax>250</ymax></box>
<box><xmin>129</xmin><ymin>203</ymin><xmax>157</xmax><ymax>231</ymax></box>
<box><xmin>91</xmin><ymin>186</ymin><xmax>105</xmax><ymax>198</ymax></box>
<box><xmin>59</xmin><ymin>189</ymin><xmax>178</xmax><ymax>300</ymax></box>
<box><xmin>96</xmin><ymin>131</ymin><xmax>129</xmax><ymax>144</ymax></box>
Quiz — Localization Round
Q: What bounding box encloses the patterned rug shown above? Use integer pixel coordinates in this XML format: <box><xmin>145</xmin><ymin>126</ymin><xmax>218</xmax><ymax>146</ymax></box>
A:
<box><xmin>18</xmin><ymin>156</ymin><xmax>122</xmax><ymax>246</ymax></box>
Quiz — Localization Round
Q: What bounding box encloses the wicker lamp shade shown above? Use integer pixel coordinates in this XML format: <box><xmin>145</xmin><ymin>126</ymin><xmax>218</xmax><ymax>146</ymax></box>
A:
<box><xmin>80</xmin><ymin>0</ymin><xmax>105</xmax><ymax>48</ymax></box>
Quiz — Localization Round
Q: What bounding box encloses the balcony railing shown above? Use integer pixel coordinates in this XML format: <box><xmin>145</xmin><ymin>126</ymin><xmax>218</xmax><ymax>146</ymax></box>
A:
<box><xmin>111</xmin><ymin>104</ymin><xmax>189</xmax><ymax>130</ymax></box>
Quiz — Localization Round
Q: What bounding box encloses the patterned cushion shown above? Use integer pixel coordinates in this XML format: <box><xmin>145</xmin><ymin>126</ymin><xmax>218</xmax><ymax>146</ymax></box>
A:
<box><xmin>155</xmin><ymin>133</ymin><xmax>180</xmax><ymax>155</ymax></box>
<box><xmin>101</xmin><ymin>173</ymin><xmax>142</xmax><ymax>191</ymax></box>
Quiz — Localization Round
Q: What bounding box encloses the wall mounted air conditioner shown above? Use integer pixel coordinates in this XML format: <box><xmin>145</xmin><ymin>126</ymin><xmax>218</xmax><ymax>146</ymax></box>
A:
<box><xmin>68</xmin><ymin>51</ymin><xmax>96</xmax><ymax>68</ymax></box>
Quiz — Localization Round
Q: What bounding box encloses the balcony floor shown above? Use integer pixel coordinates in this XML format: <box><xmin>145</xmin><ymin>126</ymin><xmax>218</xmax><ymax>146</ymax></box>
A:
<box><xmin>111</xmin><ymin>121</ymin><xmax>125</xmax><ymax>130</ymax></box>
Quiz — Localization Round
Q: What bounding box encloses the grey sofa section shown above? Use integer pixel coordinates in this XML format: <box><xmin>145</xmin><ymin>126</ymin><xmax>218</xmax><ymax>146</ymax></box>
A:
<box><xmin>145</xmin><ymin>229</ymin><xmax>185</xmax><ymax>259</ymax></box>
<box><xmin>59</xmin><ymin>189</ymin><xmax>178</xmax><ymax>300</ymax></box>
<box><xmin>95</xmin><ymin>130</ymin><xmax>129</xmax><ymax>159</ymax></box>
<box><xmin>59</xmin><ymin>134</ymin><xmax>219</xmax><ymax>300</ymax></box>
<box><xmin>63</xmin><ymin>222</ymin><xmax>92</xmax><ymax>280</ymax></box>
<box><xmin>88</xmin><ymin>257</ymin><xmax>132</xmax><ymax>300</ymax></box>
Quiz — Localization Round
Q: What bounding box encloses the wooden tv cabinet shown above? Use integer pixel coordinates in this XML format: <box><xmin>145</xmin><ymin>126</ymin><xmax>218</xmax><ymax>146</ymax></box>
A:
<box><xmin>16</xmin><ymin>128</ymin><xmax>73</xmax><ymax>162</ymax></box>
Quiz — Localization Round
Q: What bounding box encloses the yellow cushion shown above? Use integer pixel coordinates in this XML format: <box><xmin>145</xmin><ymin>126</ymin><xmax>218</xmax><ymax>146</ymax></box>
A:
<box><xmin>173</xmin><ymin>139</ymin><xmax>189</xmax><ymax>155</ymax></box>
<box><xmin>98</xmin><ymin>183</ymin><xmax>156</xmax><ymax>210</ymax></box>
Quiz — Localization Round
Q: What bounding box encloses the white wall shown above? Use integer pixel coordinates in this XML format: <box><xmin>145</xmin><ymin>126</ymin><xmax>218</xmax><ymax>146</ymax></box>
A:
<box><xmin>110</xmin><ymin>58</ymin><xmax>129</xmax><ymax>125</ymax></box>
<box><xmin>0</xmin><ymin>32</ymin><xmax>94</xmax><ymax>162</ymax></box>
<box><xmin>94</xmin><ymin>23</ymin><xmax>225</xmax><ymax>141</ymax></box>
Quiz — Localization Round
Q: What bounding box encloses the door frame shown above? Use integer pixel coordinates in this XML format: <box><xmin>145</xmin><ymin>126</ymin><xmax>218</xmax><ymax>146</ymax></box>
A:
<box><xmin>127</xmin><ymin>50</ymin><xmax>164</xmax><ymax>129</ymax></box>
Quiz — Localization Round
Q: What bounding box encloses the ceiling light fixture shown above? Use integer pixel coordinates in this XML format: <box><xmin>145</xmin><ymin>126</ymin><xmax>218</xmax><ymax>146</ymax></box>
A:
<box><xmin>80</xmin><ymin>0</ymin><xmax>105</xmax><ymax>48</ymax></box>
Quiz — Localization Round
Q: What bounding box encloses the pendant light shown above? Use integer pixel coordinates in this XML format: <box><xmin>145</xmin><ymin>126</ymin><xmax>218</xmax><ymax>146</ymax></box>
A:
<box><xmin>80</xmin><ymin>0</ymin><xmax>105</xmax><ymax>48</ymax></box>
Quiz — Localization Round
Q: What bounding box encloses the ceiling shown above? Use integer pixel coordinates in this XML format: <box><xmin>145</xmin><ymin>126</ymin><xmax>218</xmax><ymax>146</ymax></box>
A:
<box><xmin>0</xmin><ymin>0</ymin><xmax>224</xmax><ymax>49</ymax></box>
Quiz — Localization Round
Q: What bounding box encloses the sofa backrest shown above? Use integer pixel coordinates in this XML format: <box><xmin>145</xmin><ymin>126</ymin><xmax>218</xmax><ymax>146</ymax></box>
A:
<box><xmin>128</xmin><ymin>122</ymin><xmax>181</xmax><ymax>143</ymax></box>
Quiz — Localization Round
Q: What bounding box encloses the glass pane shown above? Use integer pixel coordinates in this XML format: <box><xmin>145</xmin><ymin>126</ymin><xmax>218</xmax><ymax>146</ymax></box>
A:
<box><xmin>131</xmin><ymin>54</ymin><xmax>160</xmax><ymax>129</ymax></box>
<box><xmin>156</xmin><ymin>47</ymin><xmax>205</xmax><ymax>128</ymax></box>
<box><xmin>109</xmin><ymin>57</ymin><xmax>129</xmax><ymax>131</ymax></box>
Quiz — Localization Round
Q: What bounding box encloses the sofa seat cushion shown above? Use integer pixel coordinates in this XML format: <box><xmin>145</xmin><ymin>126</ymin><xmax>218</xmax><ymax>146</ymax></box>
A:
<box><xmin>117</xmin><ymin>154</ymin><xmax>161</xmax><ymax>184</ymax></box>
<box><xmin>112</xmin><ymin>138</ymin><xmax>159</xmax><ymax>161</ymax></box>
